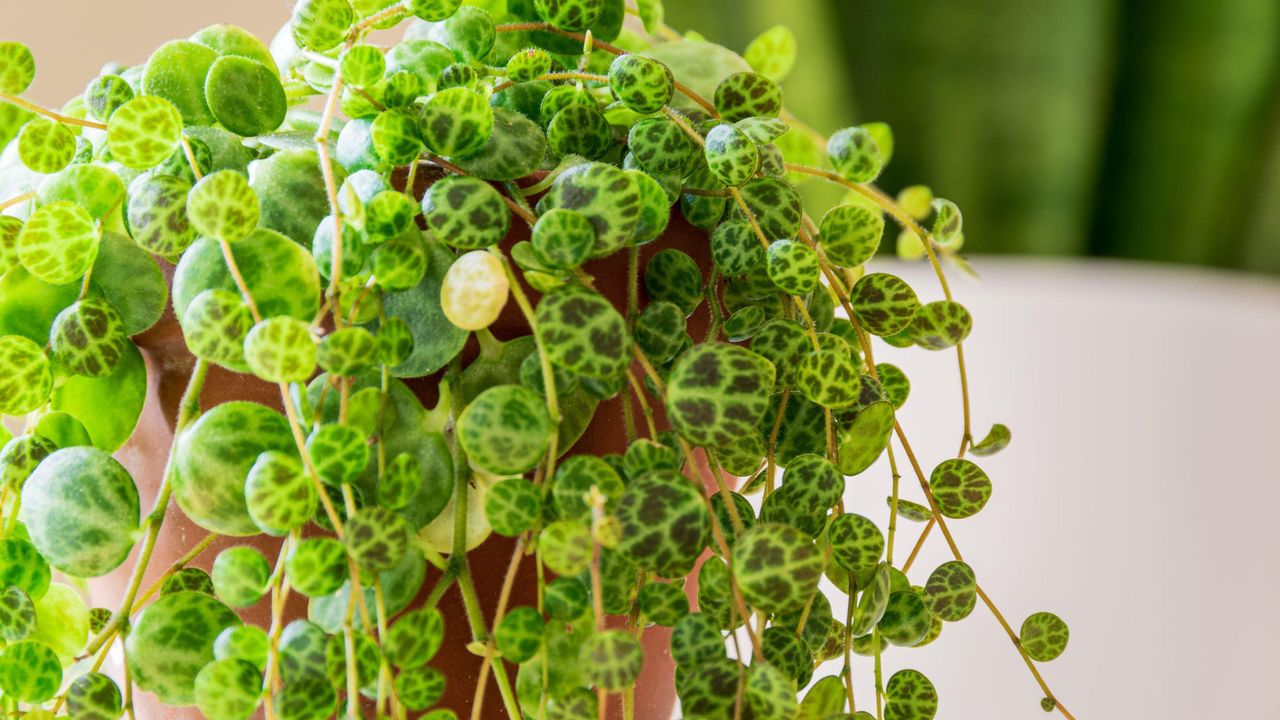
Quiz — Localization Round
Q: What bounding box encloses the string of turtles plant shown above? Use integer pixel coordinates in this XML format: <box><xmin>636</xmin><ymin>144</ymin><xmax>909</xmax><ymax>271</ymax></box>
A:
<box><xmin>0</xmin><ymin>1</ymin><xmax>1074</xmax><ymax>719</ymax></box>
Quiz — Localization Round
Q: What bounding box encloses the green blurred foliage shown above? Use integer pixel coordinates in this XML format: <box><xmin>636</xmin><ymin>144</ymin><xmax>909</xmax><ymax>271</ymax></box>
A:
<box><xmin>669</xmin><ymin>0</ymin><xmax>1280</xmax><ymax>273</ymax></box>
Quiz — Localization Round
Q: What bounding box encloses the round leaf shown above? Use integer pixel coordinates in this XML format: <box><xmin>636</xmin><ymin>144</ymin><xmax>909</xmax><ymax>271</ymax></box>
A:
<box><xmin>457</xmin><ymin>384</ymin><xmax>552</xmax><ymax>475</ymax></box>
<box><xmin>733</xmin><ymin>522</ymin><xmax>823</xmax><ymax>613</ymax></box>
<box><xmin>20</xmin><ymin>446</ymin><xmax>139</xmax><ymax>577</ymax></box>
<box><xmin>929</xmin><ymin>458</ymin><xmax>992</xmax><ymax>519</ymax></box>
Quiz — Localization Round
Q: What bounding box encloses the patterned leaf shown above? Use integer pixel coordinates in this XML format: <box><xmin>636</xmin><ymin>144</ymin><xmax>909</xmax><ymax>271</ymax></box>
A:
<box><xmin>710</xmin><ymin>220</ymin><xmax>765</xmax><ymax>274</ymax></box>
<box><xmin>850</xmin><ymin>273</ymin><xmax>920</xmax><ymax>337</ymax></box>
<box><xmin>714</xmin><ymin>72</ymin><xmax>782</xmax><ymax>122</ymax></box>
<box><xmin>761</xmin><ymin>625</ymin><xmax>812</xmax><ymax>685</ymax></box>
<box><xmin>544</xmin><ymin>577</ymin><xmax>590</xmax><ymax>622</ymax></box>
<box><xmin>552</xmin><ymin>454</ymin><xmax>624</xmax><ymax>521</ymax></box>
<box><xmin>306</xmin><ymin>423</ymin><xmax>369</xmax><ymax>486</ymax></box>
<box><xmin>18</xmin><ymin>118</ymin><xmax>75</xmax><ymax>174</ymax></box>
<box><xmin>723</xmin><ymin>305</ymin><xmax>765</xmax><ymax>342</ymax></box>
<box><xmin>481</xmin><ymin>477</ymin><xmax>540</xmax><ymax>537</ymax></box>
<box><xmin>532</xmin><ymin>208</ymin><xmax>595</xmax><ymax>270</ymax></box>
<box><xmin>628</xmin><ymin>117</ymin><xmax>694</xmax><ymax>175</ymax></box>
<box><xmin>829</xmin><ymin>513</ymin><xmax>885</xmax><ymax>574</ymax></box>
<box><xmin>828</xmin><ymin>126</ymin><xmax>886</xmax><ymax>183</ymax></box>
<box><xmin>885</xmin><ymin>669</ymin><xmax>938</xmax><ymax>720</ymax></box>
<box><xmin>727</xmin><ymin>177</ymin><xmax>803</xmax><ymax>240</ymax></box>
<box><xmin>286</xmin><ymin>538</ymin><xmax>348</xmax><ymax>598</ymax></box>
<box><xmin>291</xmin><ymin>0</ymin><xmax>353</xmax><ymax>51</ymax></box>
<box><xmin>17</xmin><ymin>200</ymin><xmax>99</xmax><ymax>285</ymax></box>
<box><xmin>383</xmin><ymin>606</ymin><xmax>444</xmax><ymax>670</ymax></box>
<box><xmin>796</xmin><ymin>348</ymin><xmax>861</xmax><ymax>409</ymax></box>
<box><xmin>183</xmin><ymin>289</ymin><xmax>253</xmax><ymax>372</ymax></box>
<box><xmin>271</xmin><ymin>678</ymin><xmax>336</xmax><ymax>720</ymax></box>
<box><xmin>346</xmin><ymin>506</ymin><xmax>410</xmax><ymax>572</ymax></box>
<box><xmin>645</xmin><ymin>248</ymin><xmax>703</xmax><ymax>315</ymax></box>
<box><xmin>194</xmin><ymin>658</ymin><xmax>261</xmax><ymax>720</ymax></box>
<box><xmin>0</xmin><ymin>586</ymin><xmax>35</xmax><ymax>642</ymax></box>
<box><xmin>0</xmin><ymin>538</ymin><xmax>49</xmax><ymax>603</ymax></box>
<box><xmin>929</xmin><ymin>458</ymin><xmax>992</xmax><ymax>519</ymax></box>
<box><xmin>212</xmin><ymin>546</ymin><xmax>271</xmax><ymax>608</ymax></box>
<box><xmin>420</xmin><ymin>87</ymin><xmax>493</xmax><ymax>157</ymax></box>
<box><xmin>244</xmin><ymin>451</ymin><xmax>316</xmax><ymax>536</ymax></box>
<box><xmin>547</xmin><ymin>104</ymin><xmax>613</xmax><ymax>160</ymax></box>
<box><xmin>106</xmin><ymin>95</ymin><xmax>183</xmax><ymax>169</ymax></box>
<box><xmin>0</xmin><ymin>42</ymin><xmax>35</xmax><ymax>94</ymax></box>
<box><xmin>214</xmin><ymin>625</ymin><xmax>269</xmax><ymax>670</ymax></box>
<box><xmin>0</xmin><ymin>335</ymin><xmax>52</xmax><ymax>415</ymax></box>
<box><xmin>537</xmin><ymin>161</ymin><xmax>641</xmax><ymax>257</ymax></box>
<box><xmin>704</xmin><ymin>122</ymin><xmax>760</xmax><ymax>186</ymax></box>
<box><xmin>452</xmin><ymin>107</ymin><xmax>548</xmax><ymax>181</ymax></box>
<box><xmin>580</xmin><ymin>629</ymin><xmax>644</xmax><ymax>691</ymax></box>
<box><xmin>458</xmin><ymin>384</ymin><xmax>552</xmax><ymax>475</ymax></box>
<box><xmin>396</xmin><ymin>666</ymin><xmax>447</xmax><ymax>711</ymax></box>
<box><xmin>876</xmin><ymin>363</ymin><xmax>910</xmax><ymax>409</ymax></box>
<box><xmin>187</xmin><ymin>170</ymin><xmax>260</xmax><ymax>243</ymax></box>
<box><xmin>733</xmin><ymin>522</ymin><xmax>823</xmax><ymax>612</ymax></box>
<box><xmin>495</xmin><ymin>606</ymin><xmax>544</xmax><ymax>663</ymax></box>
<box><xmin>127</xmin><ymin>174</ymin><xmax>197</xmax><ymax>257</ymax></box>
<box><xmin>0</xmin><ymin>640</ymin><xmax>61</xmax><ymax>703</ymax></box>
<box><xmin>423</xmin><ymin>175</ymin><xmax>510</xmax><ymax>250</ymax></box>
<box><xmin>536</xmin><ymin>284</ymin><xmax>630</xmax><ymax>380</ymax></box>
<box><xmin>923</xmin><ymin>560</ymin><xmax>977</xmax><ymax>622</ymax></box>
<box><xmin>126</xmin><ymin>591</ymin><xmax>240</xmax><ymax>705</ymax></box>
<box><xmin>616</xmin><ymin>470</ymin><xmax>709</xmax><ymax>577</ymax></box>
<box><xmin>931</xmin><ymin>198</ymin><xmax>963</xmax><ymax>246</ymax></box>
<box><xmin>1020</xmin><ymin>612</ymin><xmax>1069</xmax><ymax>661</ymax></box>
<box><xmin>323</xmin><ymin>631</ymin><xmax>381</xmax><ymax>689</ymax></box>
<box><xmin>49</xmin><ymin>297</ymin><xmax>128</xmax><ymax>378</ymax></box>
<box><xmin>911</xmin><ymin>299</ymin><xmax>972</xmax><ymax>350</ymax></box>
<box><xmin>162</xmin><ymin>568</ymin><xmax>214</xmax><ymax>597</ymax></box>
<box><xmin>609</xmin><ymin>54</ymin><xmax>674</xmax><ymax>115</ymax></box>
<box><xmin>20</xmin><ymin>446</ymin><xmax>139</xmax><ymax>578</ymax></box>
<box><xmin>371</xmin><ymin>107</ymin><xmax>425</xmax><ymax>164</ymax></box>
<box><xmin>243</xmin><ymin>316</ymin><xmax>316</xmax><ymax>383</ymax></box>
<box><xmin>744</xmin><ymin>662</ymin><xmax>799</xmax><ymax>718</ymax></box>
<box><xmin>377</xmin><ymin>452</ymin><xmax>421</xmax><ymax>511</ymax></box>
<box><xmin>539</xmin><ymin>519</ymin><xmax>592</xmax><ymax>576</ymax></box>
<box><xmin>340</xmin><ymin>43</ymin><xmax>386</xmax><ymax>87</ymax></box>
<box><xmin>798</xmin><ymin>675</ymin><xmax>847</xmax><ymax>720</ymax></box>
<box><xmin>636</xmin><ymin>581</ymin><xmax>688</xmax><ymax>626</ymax></box>
<box><xmin>67</xmin><ymin>672</ymin><xmax>123</xmax><ymax>720</ymax></box>
<box><xmin>534</xmin><ymin>0</ymin><xmax>604</xmax><ymax>31</ymax></box>
<box><xmin>878</xmin><ymin>590</ymin><xmax>932</xmax><ymax>646</ymax></box>
<box><xmin>888</xmin><ymin>496</ymin><xmax>932</xmax><ymax>523</ymax></box>
<box><xmin>407</xmin><ymin>0</ymin><xmax>462</xmax><ymax>21</ymax></box>
<box><xmin>628</xmin><ymin>168</ymin><xmax>672</xmax><ymax>245</ymax></box>
<box><xmin>850</xmin><ymin>562</ymin><xmax>891</xmax><ymax>636</ymax></box>
<box><xmin>666</xmin><ymin>343</ymin><xmax>775</xmax><ymax>447</ymax></box>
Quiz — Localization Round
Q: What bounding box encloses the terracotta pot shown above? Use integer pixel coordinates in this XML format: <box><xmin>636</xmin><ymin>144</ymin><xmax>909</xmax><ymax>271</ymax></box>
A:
<box><xmin>92</xmin><ymin>166</ymin><xmax>721</xmax><ymax>719</ymax></box>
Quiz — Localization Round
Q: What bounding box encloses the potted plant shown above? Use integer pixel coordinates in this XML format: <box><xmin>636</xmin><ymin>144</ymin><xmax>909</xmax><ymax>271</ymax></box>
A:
<box><xmin>0</xmin><ymin>1</ymin><xmax>1075</xmax><ymax>719</ymax></box>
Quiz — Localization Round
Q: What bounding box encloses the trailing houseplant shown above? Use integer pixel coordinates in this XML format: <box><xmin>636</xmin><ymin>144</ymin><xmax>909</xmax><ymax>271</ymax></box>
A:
<box><xmin>0</xmin><ymin>1</ymin><xmax>1075</xmax><ymax>719</ymax></box>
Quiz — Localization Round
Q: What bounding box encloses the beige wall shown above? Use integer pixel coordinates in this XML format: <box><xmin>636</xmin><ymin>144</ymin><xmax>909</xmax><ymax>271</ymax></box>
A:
<box><xmin>12</xmin><ymin>0</ymin><xmax>294</xmax><ymax>105</ymax></box>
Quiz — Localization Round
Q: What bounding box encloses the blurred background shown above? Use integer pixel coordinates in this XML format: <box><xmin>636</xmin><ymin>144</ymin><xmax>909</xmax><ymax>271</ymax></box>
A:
<box><xmin>669</xmin><ymin>0</ymin><xmax>1280</xmax><ymax>273</ymax></box>
<box><xmin>16</xmin><ymin>0</ymin><xmax>1278</xmax><ymax>271</ymax></box>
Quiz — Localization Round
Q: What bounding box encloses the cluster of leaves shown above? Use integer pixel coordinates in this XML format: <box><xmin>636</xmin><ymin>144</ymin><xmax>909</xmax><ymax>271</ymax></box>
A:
<box><xmin>0</xmin><ymin>1</ymin><xmax>1070</xmax><ymax>719</ymax></box>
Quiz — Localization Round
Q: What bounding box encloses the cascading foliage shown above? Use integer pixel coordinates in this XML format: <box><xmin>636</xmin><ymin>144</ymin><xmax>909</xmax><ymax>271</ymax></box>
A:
<box><xmin>0</xmin><ymin>1</ymin><xmax>1073</xmax><ymax>719</ymax></box>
